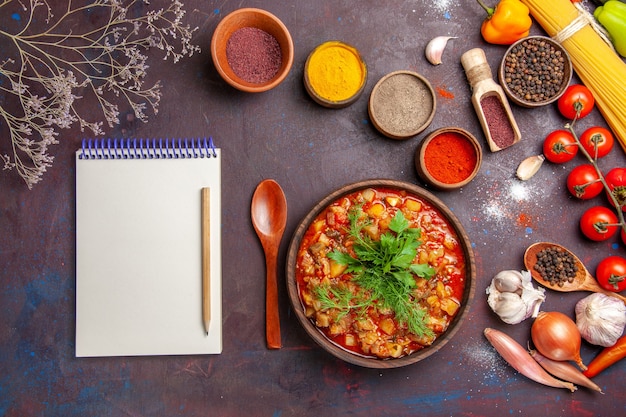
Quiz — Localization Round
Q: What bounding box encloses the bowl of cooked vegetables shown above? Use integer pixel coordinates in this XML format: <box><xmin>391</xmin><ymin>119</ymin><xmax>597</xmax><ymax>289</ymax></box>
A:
<box><xmin>286</xmin><ymin>179</ymin><xmax>476</xmax><ymax>368</ymax></box>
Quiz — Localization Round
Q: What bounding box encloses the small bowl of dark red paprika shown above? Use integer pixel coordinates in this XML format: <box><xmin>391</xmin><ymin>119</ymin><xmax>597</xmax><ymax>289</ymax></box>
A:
<box><xmin>210</xmin><ymin>8</ymin><xmax>294</xmax><ymax>93</ymax></box>
<box><xmin>415</xmin><ymin>127</ymin><xmax>483</xmax><ymax>191</ymax></box>
<box><xmin>499</xmin><ymin>36</ymin><xmax>572</xmax><ymax>108</ymax></box>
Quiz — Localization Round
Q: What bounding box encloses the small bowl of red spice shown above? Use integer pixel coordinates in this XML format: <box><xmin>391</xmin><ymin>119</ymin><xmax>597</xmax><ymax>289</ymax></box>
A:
<box><xmin>415</xmin><ymin>127</ymin><xmax>482</xmax><ymax>190</ymax></box>
<box><xmin>211</xmin><ymin>8</ymin><xmax>294</xmax><ymax>93</ymax></box>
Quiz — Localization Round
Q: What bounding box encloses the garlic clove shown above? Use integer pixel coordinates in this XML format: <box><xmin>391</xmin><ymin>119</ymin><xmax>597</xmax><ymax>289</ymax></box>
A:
<box><xmin>493</xmin><ymin>292</ymin><xmax>528</xmax><ymax>324</ymax></box>
<box><xmin>493</xmin><ymin>270</ymin><xmax>524</xmax><ymax>293</ymax></box>
<box><xmin>520</xmin><ymin>281</ymin><xmax>546</xmax><ymax>319</ymax></box>
<box><xmin>425</xmin><ymin>36</ymin><xmax>457</xmax><ymax>65</ymax></box>
<box><xmin>516</xmin><ymin>155</ymin><xmax>545</xmax><ymax>181</ymax></box>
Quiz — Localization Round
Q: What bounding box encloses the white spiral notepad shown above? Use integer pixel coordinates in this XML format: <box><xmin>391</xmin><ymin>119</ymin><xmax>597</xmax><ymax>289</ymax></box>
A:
<box><xmin>75</xmin><ymin>137</ymin><xmax>222</xmax><ymax>357</ymax></box>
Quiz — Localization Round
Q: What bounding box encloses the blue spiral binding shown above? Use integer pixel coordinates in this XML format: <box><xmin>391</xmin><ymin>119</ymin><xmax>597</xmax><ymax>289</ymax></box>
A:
<box><xmin>78</xmin><ymin>137</ymin><xmax>217</xmax><ymax>159</ymax></box>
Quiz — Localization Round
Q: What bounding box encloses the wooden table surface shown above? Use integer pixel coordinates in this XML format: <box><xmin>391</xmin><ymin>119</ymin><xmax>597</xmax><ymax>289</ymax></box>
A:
<box><xmin>1</xmin><ymin>1</ymin><xmax>625</xmax><ymax>416</ymax></box>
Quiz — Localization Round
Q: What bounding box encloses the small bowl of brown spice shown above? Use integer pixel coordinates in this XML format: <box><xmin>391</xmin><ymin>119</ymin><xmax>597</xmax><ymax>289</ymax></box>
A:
<box><xmin>369</xmin><ymin>71</ymin><xmax>436</xmax><ymax>140</ymax></box>
<box><xmin>499</xmin><ymin>36</ymin><xmax>572</xmax><ymax>108</ymax></box>
<box><xmin>211</xmin><ymin>8</ymin><xmax>294</xmax><ymax>93</ymax></box>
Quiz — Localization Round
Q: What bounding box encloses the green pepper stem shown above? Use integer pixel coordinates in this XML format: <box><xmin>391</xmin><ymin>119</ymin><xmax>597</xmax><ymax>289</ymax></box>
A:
<box><xmin>475</xmin><ymin>0</ymin><xmax>495</xmax><ymax>17</ymax></box>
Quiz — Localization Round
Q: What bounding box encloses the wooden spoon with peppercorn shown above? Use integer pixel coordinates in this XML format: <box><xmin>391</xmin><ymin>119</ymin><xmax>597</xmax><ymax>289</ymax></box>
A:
<box><xmin>524</xmin><ymin>242</ymin><xmax>626</xmax><ymax>304</ymax></box>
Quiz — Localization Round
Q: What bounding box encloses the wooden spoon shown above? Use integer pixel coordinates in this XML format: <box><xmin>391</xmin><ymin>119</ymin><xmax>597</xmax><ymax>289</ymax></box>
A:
<box><xmin>524</xmin><ymin>242</ymin><xmax>626</xmax><ymax>303</ymax></box>
<box><xmin>251</xmin><ymin>179</ymin><xmax>288</xmax><ymax>349</ymax></box>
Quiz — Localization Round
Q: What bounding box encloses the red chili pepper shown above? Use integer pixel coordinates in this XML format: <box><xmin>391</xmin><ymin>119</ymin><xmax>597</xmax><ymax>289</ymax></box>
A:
<box><xmin>583</xmin><ymin>335</ymin><xmax>626</xmax><ymax>378</ymax></box>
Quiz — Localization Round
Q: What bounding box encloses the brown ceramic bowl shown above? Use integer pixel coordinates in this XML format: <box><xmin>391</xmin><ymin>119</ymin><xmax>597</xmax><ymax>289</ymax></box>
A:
<box><xmin>499</xmin><ymin>36</ymin><xmax>572</xmax><ymax>108</ymax></box>
<box><xmin>286</xmin><ymin>179</ymin><xmax>476</xmax><ymax>368</ymax></box>
<box><xmin>368</xmin><ymin>71</ymin><xmax>436</xmax><ymax>140</ymax></box>
<box><xmin>415</xmin><ymin>128</ymin><xmax>482</xmax><ymax>191</ymax></box>
<box><xmin>210</xmin><ymin>8</ymin><xmax>294</xmax><ymax>93</ymax></box>
<box><xmin>304</xmin><ymin>41</ymin><xmax>367</xmax><ymax>108</ymax></box>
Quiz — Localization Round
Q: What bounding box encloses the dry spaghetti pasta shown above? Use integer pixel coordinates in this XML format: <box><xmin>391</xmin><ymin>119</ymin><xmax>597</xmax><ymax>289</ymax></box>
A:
<box><xmin>521</xmin><ymin>0</ymin><xmax>626</xmax><ymax>150</ymax></box>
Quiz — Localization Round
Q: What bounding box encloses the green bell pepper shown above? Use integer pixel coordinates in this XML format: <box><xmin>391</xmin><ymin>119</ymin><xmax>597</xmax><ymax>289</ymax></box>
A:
<box><xmin>594</xmin><ymin>0</ymin><xmax>626</xmax><ymax>57</ymax></box>
<box><xmin>591</xmin><ymin>0</ymin><xmax>625</xmax><ymax>5</ymax></box>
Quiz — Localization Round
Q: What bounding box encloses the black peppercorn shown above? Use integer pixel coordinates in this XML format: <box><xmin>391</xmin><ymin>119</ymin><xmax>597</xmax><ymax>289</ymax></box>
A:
<box><xmin>503</xmin><ymin>38</ymin><xmax>567</xmax><ymax>104</ymax></box>
<box><xmin>534</xmin><ymin>247</ymin><xmax>579</xmax><ymax>287</ymax></box>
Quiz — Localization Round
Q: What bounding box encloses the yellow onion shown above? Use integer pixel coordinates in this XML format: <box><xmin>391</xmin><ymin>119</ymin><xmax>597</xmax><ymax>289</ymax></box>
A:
<box><xmin>531</xmin><ymin>311</ymin><xmax>587</xmax><ymax>371</ymax></box>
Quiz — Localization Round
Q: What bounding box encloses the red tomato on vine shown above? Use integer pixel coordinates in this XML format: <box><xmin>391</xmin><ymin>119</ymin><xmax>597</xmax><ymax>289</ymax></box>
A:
<box><xmin>543</xmin><ymin>130</ymin><xmax>578</xmax><ymax>163</ymax></box>
<box><xmin>557</xmin><ymin>84</ymin><xmax>594</xmax><ymax>120</ymax></box>
<box><xmin>605</xmin><ymin>167</ymin><xmax>626</xmax><ymax>212</ymax></box>
<box><xmin>579</xmin><ymin>206</ymin><xmax>619</xmax><ymax>241</ymax></box>
<box><xmin>567</xmin><ymin>164</ymin><xmax>603</xmax><ymax>199</ymax></box>
<box><xmin>596</xmin><ymin>256</ymin><xmax>626</xmax><ymax>292</ymax></box>
<box><xmin>580</xmin><ymin>126</ymin><xmax>614</xmax><ymax>159</ymax></box>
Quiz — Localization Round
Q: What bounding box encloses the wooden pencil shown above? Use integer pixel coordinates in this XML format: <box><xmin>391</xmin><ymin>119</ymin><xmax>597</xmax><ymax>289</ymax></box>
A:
<box><xmin>201</xmin><ymin>187</ymin><xmax>211</xmax><ymax>335</ymax></box>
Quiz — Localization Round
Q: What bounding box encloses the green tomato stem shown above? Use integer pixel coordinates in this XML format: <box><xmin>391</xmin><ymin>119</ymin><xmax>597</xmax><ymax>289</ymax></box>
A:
<box><xmin>566</xmin><ymin>119</ymin><xmax>626</xmax><ymax>236</ymax></box>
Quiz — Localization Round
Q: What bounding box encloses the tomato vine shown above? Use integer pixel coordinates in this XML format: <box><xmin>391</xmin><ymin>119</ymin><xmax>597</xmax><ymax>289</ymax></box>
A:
<box><xmin>564</xmin><ymin>113</ymin><xmax>626</xmax><ymax>242</ymax></box>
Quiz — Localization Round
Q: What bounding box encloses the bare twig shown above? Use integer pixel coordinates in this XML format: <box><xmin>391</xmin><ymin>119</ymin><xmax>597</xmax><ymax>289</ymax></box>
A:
<box><xmin>0</xmin><ymin>0</ymin><xmax>200</xmax><ymax>188</ymax></box>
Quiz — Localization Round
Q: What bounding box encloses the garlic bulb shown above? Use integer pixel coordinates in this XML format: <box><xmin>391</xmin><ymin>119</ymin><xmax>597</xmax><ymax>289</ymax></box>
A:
<box><xmin>425</xmin><ymin>36</ymin><xmax>456</xmax><ymax>65</ymax></box>
<box><xmin>486</xmin><ymin>270</ymin><xmax>546</xmax><ymax>324</ymax></box>
<box><xmin>575</xmin><ymin>293</ymin><xmax>626</xmax><ymax>347</ymax></box>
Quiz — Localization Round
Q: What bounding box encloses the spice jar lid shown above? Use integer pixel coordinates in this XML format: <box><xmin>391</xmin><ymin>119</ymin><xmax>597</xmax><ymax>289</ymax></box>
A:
<box><xmin>368</xmin><ymin>71</ymin><xmax>436</xmax><ymax>140</ymax></box>
<box><xmin>304</xmin><ymin>41</ymin><xmax>367</xmax><ymax>108</ymax></box>
<box><xmin>415</xmin><ymin>127</ymin><xmax>482</xmax><ymax>190</ymax></box>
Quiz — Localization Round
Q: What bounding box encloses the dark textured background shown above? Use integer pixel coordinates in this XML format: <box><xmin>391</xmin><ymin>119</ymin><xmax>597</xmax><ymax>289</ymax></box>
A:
<box><xmin>1</xmin><ymin>1</ymin><xmax>625</xmax><ymax>416</ymax></box>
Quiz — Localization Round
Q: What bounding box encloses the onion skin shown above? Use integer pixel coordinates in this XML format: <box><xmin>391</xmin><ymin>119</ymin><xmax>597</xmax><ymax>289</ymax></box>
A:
<box><xmin>531</xmin><ymin>311</ymin><xmax>587</xmax><ymax>371</ymax></box>
<box><xmin>484</xmin><ymin>328</ymin><xmax>577</xmax><ymax>392</ymax></box>
<box><xmin>529</xmin><ymin>349</ymin><xmax>603</xmax><ymax>393</ymax></box>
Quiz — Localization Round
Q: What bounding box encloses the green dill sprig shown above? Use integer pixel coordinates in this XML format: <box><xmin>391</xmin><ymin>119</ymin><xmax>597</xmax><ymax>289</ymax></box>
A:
<box><xmin>312</xmin><ymin>284</ymin><xmax>370</xmax><ymax>321</ymax></box>
<box><xmin>326</xmin><ymin>208</ymin><xmax>436</xmax><ymax>337</ymax></box>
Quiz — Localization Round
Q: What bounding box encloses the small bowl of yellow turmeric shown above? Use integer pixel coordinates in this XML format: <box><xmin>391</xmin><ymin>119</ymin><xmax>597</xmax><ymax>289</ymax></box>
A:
<box><xmin>304</xmin><ymin>41</ymin><xmax>367</xmax><ymax>108</ymax></box>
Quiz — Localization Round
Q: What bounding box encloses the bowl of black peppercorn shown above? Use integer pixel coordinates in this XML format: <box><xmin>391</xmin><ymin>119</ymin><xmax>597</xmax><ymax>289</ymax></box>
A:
<box><xmin>499</xmin><ymin>36</ymin><xmax>572</xmax><ymax>108</ymax></box>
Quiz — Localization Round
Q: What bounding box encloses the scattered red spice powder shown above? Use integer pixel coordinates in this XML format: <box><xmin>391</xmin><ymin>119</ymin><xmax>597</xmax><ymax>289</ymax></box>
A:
<box><xmin>226</xmin><ymin>27</ymin><xmax>282</xmax><ymax>84</ymax></box>
<box><xmin>517</xmin><ymin>212</ymin><xmax>534</xmax><ymax>228</ymax></box>
<box><xmin>436</xmin><ymin>86</ymin><xmax>455</xmax><ymax>99</ymax></box>
<box><xmin>424</xmin><ymin>132</ymin><xmax>478</xmax><ymax>184</ymax></box>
